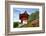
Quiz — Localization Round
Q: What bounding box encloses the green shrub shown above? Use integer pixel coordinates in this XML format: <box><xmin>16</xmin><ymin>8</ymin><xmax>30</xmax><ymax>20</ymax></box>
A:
<box><xmin>13</xmin><ymin>22</ymin><xmax>19</xmax><ymax>28</ymax></box>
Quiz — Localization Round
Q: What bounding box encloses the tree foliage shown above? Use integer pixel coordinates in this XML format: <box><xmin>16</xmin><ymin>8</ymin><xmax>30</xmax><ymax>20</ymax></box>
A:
<box><xmin>13</xmin><ymin>22</ymin><xmax>19</xmax><ymax>28</ymax></box>
<box><xmin>27</xmin><ymin>11</ymin><xmax>39</xmax><ymax>27</ymax></box>
<box><xmin>28</xmin><ymin>11</ymin><xmax>39</xmax><ymax>21</ymax></box>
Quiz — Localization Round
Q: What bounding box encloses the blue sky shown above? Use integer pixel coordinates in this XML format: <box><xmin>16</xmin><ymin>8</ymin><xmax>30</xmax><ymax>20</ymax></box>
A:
<box><xmin>13</xmin><ymin>8</ymin><xmax>39</xmax><ymax>22</ymax></box>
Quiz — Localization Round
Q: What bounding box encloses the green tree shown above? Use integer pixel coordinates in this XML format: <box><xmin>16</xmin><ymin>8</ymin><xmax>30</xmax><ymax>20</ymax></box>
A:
<box><xmin>27</xmin><ymin>11</ymin><xmax>39</xmax><ymax>27</ymax></box>
<box><xmin>28</xmin><ymin>11</ymin><xmax>39</xmax><ymax>21</ymax></box>
<box><xmin>13</xmin><ymin>22</ymin><xmax>19</xmax><ymax>28</ymax></box>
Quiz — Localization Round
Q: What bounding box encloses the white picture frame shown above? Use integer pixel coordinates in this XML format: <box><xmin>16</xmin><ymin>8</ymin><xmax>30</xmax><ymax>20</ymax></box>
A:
<box><xmin>5</xmin><ymin>1</ymin><xmax>45</xmax><ymax>36</ymax></box>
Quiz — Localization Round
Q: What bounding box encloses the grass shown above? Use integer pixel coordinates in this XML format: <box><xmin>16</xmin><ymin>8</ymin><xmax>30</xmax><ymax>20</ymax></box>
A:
<box><xmin>13</xmin><ymin>19</ymin><xmax>39</xmax><ymax>28</ymax></box>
